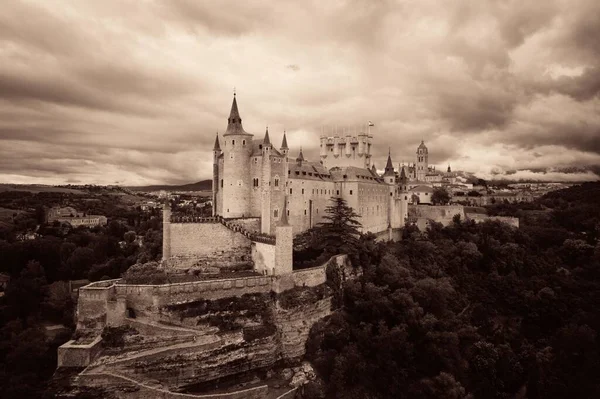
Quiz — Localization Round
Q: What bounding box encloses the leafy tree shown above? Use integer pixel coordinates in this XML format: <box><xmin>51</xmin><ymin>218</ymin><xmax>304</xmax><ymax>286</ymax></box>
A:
<box><xmin>432</xmin><ymin>187</ymin><xmax>451</xmax><ymax>205</ymax></box>
<box><xmin>316</xmin><ymin>197</ymin><xmax>362</xmax><ymax>259</ymax></box>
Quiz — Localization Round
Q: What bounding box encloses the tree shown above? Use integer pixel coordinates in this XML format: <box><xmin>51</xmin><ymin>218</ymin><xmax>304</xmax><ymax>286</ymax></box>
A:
<box><xmin>432</xmin><ymin>188</ymin><xmax>451</xmax><ymax>205</ymax></box>
<box><xmin>316</xmin><ymin>197</ymin><xmax>362</xmax><ymax>259</ymax></box>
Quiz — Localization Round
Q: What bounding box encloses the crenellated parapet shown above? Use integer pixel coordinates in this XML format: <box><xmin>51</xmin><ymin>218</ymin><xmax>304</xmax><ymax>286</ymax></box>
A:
<box><xmin>170</xmin><ymin>216</ymin><xmax>220</xmax><ymax>223</ymax></box>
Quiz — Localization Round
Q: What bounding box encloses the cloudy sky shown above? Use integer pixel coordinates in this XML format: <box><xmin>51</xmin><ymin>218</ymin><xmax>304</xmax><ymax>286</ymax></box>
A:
<box><xmin>1</xmin><ymin>0</ymin><xmax>599</xmax><ymax>185</ymax></box>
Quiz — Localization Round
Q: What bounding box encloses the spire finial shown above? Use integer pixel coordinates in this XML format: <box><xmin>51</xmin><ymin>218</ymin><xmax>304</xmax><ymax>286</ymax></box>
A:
<box><xmin>281</xmin><ymin>130</ymin><xmax>289</xmax><ymax>150</ymax></box>
<box><xmin>233</xmin><ymin>86</ymin><xmax>236</xmax><ymax>96</ymax></box>
<box><xmin>263</xmin><ymin>126</ymin><xmax>271</xmax><ymax>145</ymax></box>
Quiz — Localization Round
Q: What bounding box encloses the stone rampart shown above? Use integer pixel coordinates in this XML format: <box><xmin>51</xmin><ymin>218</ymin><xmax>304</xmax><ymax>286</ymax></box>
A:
<box><xmin>408</xmin><ymin>204</ymin><xmax>465</xmax><ymax>230</ymax></box>
<box><xmin>116</xmin><ymin>276</ymin><xmax>274</xmax><ymax>315</ymax></box>
<box><xmin>292</xmin><ymin>265</ymin><xmax>326</xmax><ymax>287</ymax></box>
<box><xmin>292</xmin><ymin>254</ymin><xmax>352</xmax><ymax>288</ymax></box>
<box><xmin>167</xmin><ymin>223</ymin><xmax>252</xmax><ymax>270</ymax></box>
<box><xmin>77</xmin><ymin>371</ymin><xmax>268</xmax><ymax>399</ymax></box>
<box><xmin>57</xmin><ymin>336</ymin><xmax>103</xmax><ymax>367</ymax></box>
<box><xmin>76</xmin><ymin>279</ymin><xmax>119</xmax><ymax>330</ymax></box>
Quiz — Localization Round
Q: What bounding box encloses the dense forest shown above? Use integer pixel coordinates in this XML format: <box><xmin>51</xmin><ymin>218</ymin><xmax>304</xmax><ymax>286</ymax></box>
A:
<box><xmin>301</xmin><ymin>182</ymin><xmax>600</xmax><ymax>398</ymax></box>
<box><xmin>0</xmin><ymin>190</ymin><xmax>162</xmax><ymax>398</ymax></box>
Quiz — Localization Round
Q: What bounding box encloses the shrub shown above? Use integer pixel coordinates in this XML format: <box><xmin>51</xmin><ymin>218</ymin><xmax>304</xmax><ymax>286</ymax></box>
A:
<box><xmin>101</xmin><ymin>326</ymin><xmax>137</xmax><ymax>347</ymax></box>
<box><xmin>122</xmin><ymin>261</ymin><xmax>168</xmax><ymax>284</ymax></box>
<box><xmin>278</xmin><ymin>285</ymin><xmax>330</xmax><ymax>310</ymax></box>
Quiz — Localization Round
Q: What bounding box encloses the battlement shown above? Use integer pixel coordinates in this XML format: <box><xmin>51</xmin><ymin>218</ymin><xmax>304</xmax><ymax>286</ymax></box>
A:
<box><xmin>170</xmin><ymin>216</ymin><xmax>220</xmax><ymax>223</ymax></box>
<box><xmin>320</xmin><ymin>135</ymin><xmax>372</xmax><ymax>144</ymax></box>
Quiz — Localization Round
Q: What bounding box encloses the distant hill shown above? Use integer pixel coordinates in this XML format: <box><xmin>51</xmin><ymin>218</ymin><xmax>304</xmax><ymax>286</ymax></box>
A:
<box><xmin>127</xmin><ymin>180</ymin><xmax>212</xmax><ymax>192</ymax></box>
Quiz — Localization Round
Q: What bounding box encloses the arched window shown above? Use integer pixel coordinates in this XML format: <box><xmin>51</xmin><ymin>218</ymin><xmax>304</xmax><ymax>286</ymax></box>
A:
<box><xmin>242</xmin><ymin>140</ymin><xmax>246</xmax><ymax>145</ymax></box>
<box><xmin>274</xmin><ymin>175</ymin><xmax>280</xmax><ymax>188</ymax></box>
<box><xmin>274</xmin><ymin>208</ymin><xmax>279</xmax><ymax>219</ymax></box>
<box><xmin>232</xmin><ymin>139</ymin><xmax>235</xmax><ymax>145</ymax></box>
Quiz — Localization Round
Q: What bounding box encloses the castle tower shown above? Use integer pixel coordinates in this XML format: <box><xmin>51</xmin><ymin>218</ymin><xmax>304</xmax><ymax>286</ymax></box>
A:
<box><xmin>274</xmin><ymin>197</ymin><xmax>293</xmax><ymax>276</ymax></box>
<box><xmin>416</xmin><ymin>140</ymin><xmax>428</xmax><ymax>181</ymax></box>
<box><xmin>320</xmin><ymin>127</ymin><xmax>373</xmax><ymax>169</ymax></box>
<box><xmin>212</xmin><ymin>132</ymin><xmax>221</xmax><ymax>217</ymax></box>
<box><xmin>397</xmin><ymin>167</ymin><xmax>409</xmax><ymax>226</ymax></box>
<box><xmin>296</xmin><ymin>147</ymin><xmax>304</xmax><ymax>166</ymax></box>
<box><xmin>261</xmin><ymin>127</ymin><xmax>272</xmax><ymax>234</ymax></box>
<box><xmin>383</xmin><ymin>150</ymin><xmax>395</xmax><ymax>185</ymax></box>
<box><xmin>221</xmin><ymin>93</ymin><xmax>253</xmax><ymax>218</ymax></box>
<box><xmin>383</xmin><ymin>151</ymin><xmax>396</xmax><ymax>228</ymax></box>
<box><xmin>162</xmin><ymin>202</ymin><xmax>171</xmax><ymax>263</ymax></box>
<box><xmin>280</xmin><ymin>131</ymin><xmax>289</xmax><ymax>157</ymax></box>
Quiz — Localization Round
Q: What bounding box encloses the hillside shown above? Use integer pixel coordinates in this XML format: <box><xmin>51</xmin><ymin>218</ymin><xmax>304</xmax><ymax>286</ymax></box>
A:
<box><xmin>127</xmin><ymin>180</ymin><xmax>212</xmax><ymax>192</ymax></box>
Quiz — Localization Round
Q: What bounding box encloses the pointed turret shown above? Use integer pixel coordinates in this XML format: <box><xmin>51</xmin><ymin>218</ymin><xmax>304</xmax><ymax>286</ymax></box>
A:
<box><xmin>383</xmin><ymin>149</ymin><xmax>395</xmax><ymax>177</ymax></box>
<box><xmin>213</xmin><ymin>132</ymin><xmax>221</xmax><ymax>151</ymax></box>
<box><xmin>371</xmin><ymin>163</ymin><xmax>377</xmax><ymax>174</ymax></box>
<box><xmin>296</xmin><ymin>148</ymin><xmax>304</xmax><ymax>164</ymax></box>
<box><xmin>224</xmin><ymin>93</ymin><xmax>251</xmax><ymax>136</ymax></box>
<box><xmin>281</xmin><ymin>131</ymin><xmax>288</xmax><ymax>150</ymax></box>
<box><xmin>447</xmin><ymin>164</ymin><xmax>451</xmax><ymax>173</ymax></box>
<box><xmin>279</xmin><ymin>196</ymin><xmax>289</xmax><ymax>226</ymax></box>
<box><xmin>400</xmin><ymin>166</ymin><xmax>407</xmax><ymax>182</ymax></box>
<box><xmin>263</xmin><ymin>126</ymin><xmax>271</xmax><ymax>145</ymax></box>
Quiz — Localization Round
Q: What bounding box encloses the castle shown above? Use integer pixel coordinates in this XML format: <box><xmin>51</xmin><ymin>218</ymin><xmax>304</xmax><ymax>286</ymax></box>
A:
<box><xmin>211</xmin><ymin>93</ymin><xmax>409</xmax><ymax>237</ymax></box>
<box><xmin>57</xmin><ymin>94</ymin><xmax>518</xmax><ymax>398</ymax></box>
<box><xmin>160</xmin><ymin>94</ymin><xmax>486</xmax><ymax>274</ymax></box>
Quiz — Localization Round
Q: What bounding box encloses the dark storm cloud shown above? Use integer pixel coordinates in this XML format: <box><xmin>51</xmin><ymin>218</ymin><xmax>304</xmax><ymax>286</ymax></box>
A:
<box><xmin>0</xmin><ymin>0</ymin><xmax>599</xmax><ymax>185</ymax></box>
<box><xmin>531</xmin><ymin>67</ymin><xmax>600</xmax><ymax>101</ymax></box>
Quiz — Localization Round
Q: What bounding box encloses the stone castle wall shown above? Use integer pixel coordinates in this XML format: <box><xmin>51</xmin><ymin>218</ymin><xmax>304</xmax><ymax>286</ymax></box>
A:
<box><xmin>292</xmin><ymin>266</ymin><xmax>327</xmax><ymax>288</ymax></box>
<box><xmin>409</xmin><ymin>204</ymin><xmax>465</xmax><ymax>230</ymax></box>
<box><xmin>166</xmin><ymin>222</ymin><xmax>252</xmax><ymax>269</ymax></box>
<box><xmin>117</xmin><ymin>276</ymin><xmax>274</xmax><ymax>316</ymax></box>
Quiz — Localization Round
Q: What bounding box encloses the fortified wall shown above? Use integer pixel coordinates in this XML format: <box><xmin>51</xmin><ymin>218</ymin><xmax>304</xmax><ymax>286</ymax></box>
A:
<box><xmin>408</xmin><ymin>204</ymin><xmax>465</xmax><ymax>230</ymax></box>
<box><xmin>163</xmin><ymin>217</ymin><xmax>254</xmax><ymax>270</ymax></box>
<box><xmin>408</xmin><ymin>204</ymin><xmax>519</xmax><ymax>230</ymax></box>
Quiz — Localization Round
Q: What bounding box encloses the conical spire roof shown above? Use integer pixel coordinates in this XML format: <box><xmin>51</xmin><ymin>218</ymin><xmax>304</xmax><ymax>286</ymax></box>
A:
<box><xmin>296</xmin><ymin>148</ymin><xmax>304</xmax><ymax>162</ymax></box>
<box><xmin>399</xmin><ymin>165</ymin><xmax>408</xmax><ymax>183</ymax></box>
<box><xmin>281</xmin><ymin>131</ymin><xmax>288</xmax><ymax>149</ymax></box>
<box><xmin>384</xmin><ymin>149</ymin><xmax>395</xmax><ymax>176</ymax></box>
<box><xmin>213</xmin><ymin>132</ymin><xmax>221</xmax><ymax>151</ymax></box>
<box><xmin>224</xmin><ymin>94</ymin><xmax>251</xmax><ymax>136</ymax></box>
<box><xmin>278</xmin><ymin>197</ymin><xmax>289</xmax><ymax>226</ymax></box>
<box><xmin>263</xmin><ymin>126</ymin><xmax>271</xmax><ymax>145</ymax></box>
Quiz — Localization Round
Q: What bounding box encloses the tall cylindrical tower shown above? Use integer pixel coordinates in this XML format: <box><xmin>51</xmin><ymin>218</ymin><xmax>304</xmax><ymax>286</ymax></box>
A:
<box><xmin>162</xmin><ymin>202</ymin><xmax>171</xmax><ymax>263</ymax></box>
<box><xmin>212</xmin><ymin>133</ymin><xmax>221</xmax><ymax>216</ymax></box>
<box><xmin>416</xmin><ymin>140</ymin><xmax>428</xmax><ymax>181</ymax></box>
<box><xmin>221</xmin><ymin>94</ymin><xmax>253</xmax><ymax>218</ymax></box>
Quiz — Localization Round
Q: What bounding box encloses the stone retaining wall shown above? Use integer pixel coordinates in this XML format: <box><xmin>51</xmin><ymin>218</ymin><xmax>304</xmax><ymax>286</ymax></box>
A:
<box><xmin>57</xmin><ymin>336</ymin><xmax>103</xmax><ymax>367</ymax></box>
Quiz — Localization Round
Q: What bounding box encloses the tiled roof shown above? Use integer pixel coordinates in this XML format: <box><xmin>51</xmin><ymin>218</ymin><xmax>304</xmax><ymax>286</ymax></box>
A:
<box><xmin>410</xmin><ymin>185</ymin><xmax>432</xmax><ymax>193</ymax></box>
<box><xmin>250</xmin><ymin>140</ymin><xmax>283</xmax><ymax>157</ymax></box>
<box><xmin>288</xmin><ymin>161</ymin><xmax>333</xmax><ymax>181</ymax></box>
